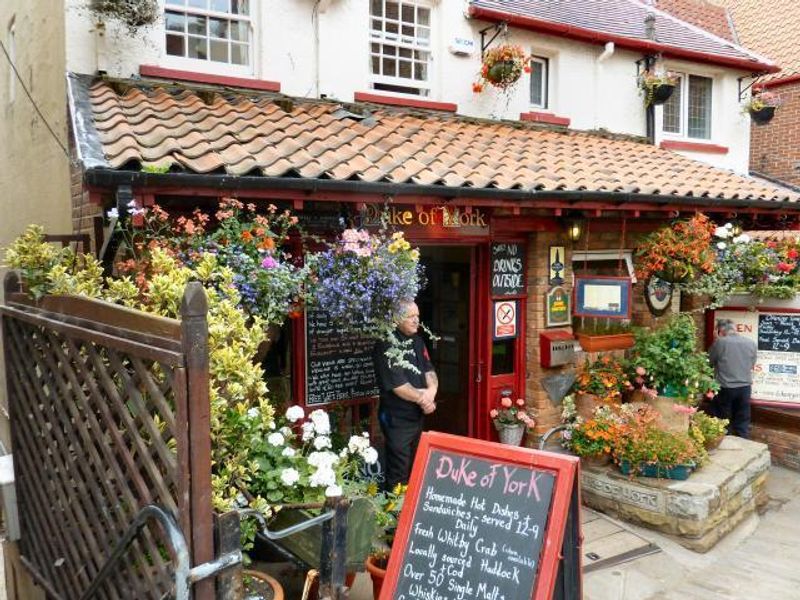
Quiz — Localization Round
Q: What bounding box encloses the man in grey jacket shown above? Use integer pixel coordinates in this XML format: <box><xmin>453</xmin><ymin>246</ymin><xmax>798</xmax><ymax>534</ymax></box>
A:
<box><xmin>708</xmin><ymin>318</ymin><xmax>758</xmax><ymax>438</ymax></box>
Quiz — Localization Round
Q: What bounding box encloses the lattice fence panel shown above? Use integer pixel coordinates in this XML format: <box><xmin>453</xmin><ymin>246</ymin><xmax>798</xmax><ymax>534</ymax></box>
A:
<box><xmin>4</xmin><ymin>316</ymin><xmax>185</xmax><ymax>599</ymax></box>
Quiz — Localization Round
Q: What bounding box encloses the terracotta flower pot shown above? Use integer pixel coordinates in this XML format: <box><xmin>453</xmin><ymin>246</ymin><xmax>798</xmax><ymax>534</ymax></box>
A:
<box><xmin>580</xmin><ymin>453</ymin><xmax>612</xmax><ymax>469</ymax></box>
<box><xmin>243</xmin><ymin>569</ymin><xmax>284</xmax><ymax>600</ymax></box>
<box><xmin>576</xmin><ymin>333</ymin><xmax>634</xmax><ymax>353</ymax></box>
<box><xmin>366</xmin><ymin>555</ymin><xmax>387</xmax><ymax>600</ymax></box>
<box><xmin>574</xmin><ymin>393</ymin><xmax>604</xmax><ymax>420</ymax></box>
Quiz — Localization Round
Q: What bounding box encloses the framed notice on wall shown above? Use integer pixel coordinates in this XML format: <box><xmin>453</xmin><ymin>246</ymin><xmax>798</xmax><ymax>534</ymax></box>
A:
<box><xmin>381</xmin><ymin>432</ymin><xmax>581</xmax><ymax>600</ymax></box>
<box><xmin>712</xmin><ymin>308</ymin><xmax>800</xmax><ymax>408</ymax></box>
<box><xmin>573</xmin><ymin>275</ymin><xmax>632</xmax><ymax>319</ymax></box>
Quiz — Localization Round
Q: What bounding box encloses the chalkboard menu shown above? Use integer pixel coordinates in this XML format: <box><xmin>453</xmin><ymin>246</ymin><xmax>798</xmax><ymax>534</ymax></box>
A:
<box><xmin>491</xmin><ymin>243</ymin><xmax>526</xmax><ymax>297</ymax></box>
<box><xmin>383</xmin><ymin>433</ymin><xmax>579</xmax><ymax>600</ymax></box>
<box><xmin>758</xmin><ymin>314</ymin><xmax>800</xmax><ymax>353</ymax></box>
<box><xmin>304</xmin><ymin>307</ymin><xmax>379</xmax><ymax>405</ymax></box>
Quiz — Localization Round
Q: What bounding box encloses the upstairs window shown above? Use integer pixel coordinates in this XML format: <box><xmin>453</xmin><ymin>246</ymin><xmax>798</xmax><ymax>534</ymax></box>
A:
<box><xmin>165</xmin><ymin>0</ymin><xmax>251</xmax><ymax>69</ymax></box>
<box><xmin>661</xmin><ymin>73</ymin><xmax>712</xmax><ymax>140</ymax></box>
<box><xmin>369</xmin><ymin>0</ymin><xmax>432</xmax><ymax>96</ymax></box>
<box><xmin>529</xmin><ymin>56</ymin><xmax>548</xmax><ymax>108</ymax></box>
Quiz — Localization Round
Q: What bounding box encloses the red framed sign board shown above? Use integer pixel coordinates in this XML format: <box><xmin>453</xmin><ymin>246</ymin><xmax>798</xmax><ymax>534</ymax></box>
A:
<box><xmin>381</xmin><ymin>432</ymin><xmax>582</xmax><ymax>600</ymax></box>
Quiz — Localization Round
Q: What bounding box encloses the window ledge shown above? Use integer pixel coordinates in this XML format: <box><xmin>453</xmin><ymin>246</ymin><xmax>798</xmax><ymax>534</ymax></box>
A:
<box><xmin>139</xmin><ymin>65</ymin><xmax>281</xmax><ymax>92</ymax></box>
<box><xmin>660</xmin><ymin>140</ymin><xmax>729</xmax><ymax>155</ymax></box>
<box><xmin>354</xmin><ymin>92</ymin><xmax>457</xmax><ymax>112</ymax></box>
<box><xmin>520</xmin><ymin>111</ymin><xmax>570</xmax><ymax>127</ymax></box>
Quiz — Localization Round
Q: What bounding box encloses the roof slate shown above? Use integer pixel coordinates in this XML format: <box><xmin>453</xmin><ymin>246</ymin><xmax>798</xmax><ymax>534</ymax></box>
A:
<box><xmin>469</xmin><ymin>0</ymin><xmax>773</xmax><ymax>70</ymax></box>
<box><xmin>71</xmin><ymin>77</ymin><xmax>799</xmax><ymax>204</ymax></box>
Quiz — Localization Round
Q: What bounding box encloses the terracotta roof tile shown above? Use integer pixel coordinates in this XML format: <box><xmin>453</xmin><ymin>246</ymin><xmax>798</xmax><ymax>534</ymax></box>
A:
<box><xmin>72</xmin><ymin>78</ymin><xmax>800</xmax><ymax>203</ymax></box>
<box><xmin>656</xmin><ymin>0</ymin><xmax>735</xmax><ymax>41</ymax></box>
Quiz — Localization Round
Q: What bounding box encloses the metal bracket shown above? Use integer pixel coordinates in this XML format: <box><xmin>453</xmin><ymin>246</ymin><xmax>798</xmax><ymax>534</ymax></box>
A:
<box><xmin>738</xmin><ymin>72</ymin><xmax>769</xmax><ymax>101</ymax></box>
<box><xmin>635</xmin><ymin>53</ymin><xmax>660</xmax><ymax>77</ymax></box>
<box><xmin>479</xmin><ymin>21</ymin><xmax>507</xmax><ymax>56</ymax></box>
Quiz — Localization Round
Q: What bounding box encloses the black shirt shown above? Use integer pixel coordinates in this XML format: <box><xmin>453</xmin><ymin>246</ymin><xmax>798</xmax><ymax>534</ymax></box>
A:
<box><xmin>372</xmin><ymin>332</ymin><xmax>434</xmax><ymax>421</ymax></box>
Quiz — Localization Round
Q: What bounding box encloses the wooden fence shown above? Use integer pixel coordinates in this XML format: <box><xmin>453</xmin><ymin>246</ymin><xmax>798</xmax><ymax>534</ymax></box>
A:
<box><xmin>1</xmin><ymin>274</ymin><xmax>219</xmax><ymax>599</ymax></box>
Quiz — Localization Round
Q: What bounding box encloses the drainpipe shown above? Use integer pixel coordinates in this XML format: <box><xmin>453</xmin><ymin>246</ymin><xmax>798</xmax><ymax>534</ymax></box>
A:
<box><xmin>594</xmin><ymin>42</ymin><xmax>615</xmax><ymax>129</ymax></box>
<box><xmin>644</xmin><ymin>13</ymin><xmax>657</xmax><ymax>144</ymax></box>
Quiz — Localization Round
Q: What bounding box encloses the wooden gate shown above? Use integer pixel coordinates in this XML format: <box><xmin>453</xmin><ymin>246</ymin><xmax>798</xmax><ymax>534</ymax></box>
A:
<box><xmin>1</xmin><ymin>274</ymin><xmax>216</xmax><ymax>599</ymax></box>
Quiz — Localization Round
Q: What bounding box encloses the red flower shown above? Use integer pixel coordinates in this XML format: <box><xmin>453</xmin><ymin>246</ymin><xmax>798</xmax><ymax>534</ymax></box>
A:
<box><xmin>472</xmin><ymin>82</ymin><xmax>484</xmax><ymax>93</ymax></box>
<box><xmin>776</xmin><ymin>261</ymin><xmax>795</xmax><ymax>273</ymax></box>
<box><xmin>787</xmin><ymin>249</ymin><xmax>799</xmax><ymax>260</ymax></box>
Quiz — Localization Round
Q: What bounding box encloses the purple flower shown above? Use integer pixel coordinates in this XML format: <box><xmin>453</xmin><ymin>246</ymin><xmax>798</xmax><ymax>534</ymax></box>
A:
<box><xmin>262</xmin><ymin>256</ymin><xmax>278</xmax><ymax>269</ymax></box>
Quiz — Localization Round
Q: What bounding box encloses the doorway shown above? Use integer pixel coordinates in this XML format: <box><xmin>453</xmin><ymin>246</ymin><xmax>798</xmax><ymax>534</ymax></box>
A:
<box><xmin>417</xmin><ymin>246</ymin><xmax>473</xmax><ymax>437</ymax></box>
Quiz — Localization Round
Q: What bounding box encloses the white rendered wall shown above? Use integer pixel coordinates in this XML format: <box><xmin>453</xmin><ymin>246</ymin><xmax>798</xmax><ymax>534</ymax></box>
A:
<box><xmin>64</xmin><ymin>0</ymin><xmax>752</xmax><ymax>173</ymax></box>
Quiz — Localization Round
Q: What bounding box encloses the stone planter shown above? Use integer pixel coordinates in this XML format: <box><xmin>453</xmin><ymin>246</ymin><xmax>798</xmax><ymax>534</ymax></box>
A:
<box><xmin>749</xmin><ymin>105</ymin><xmax>776</xmax><ymax>125</ymax></box>
<box><xmin>494</xmin><ymin>422</ymin><xmax>525</xmax><ymax>446</ymax></box>
<box><xmin>576</xmin><ymin>332</ymin><xmax>634</xmax><ymax>353</ymax></box>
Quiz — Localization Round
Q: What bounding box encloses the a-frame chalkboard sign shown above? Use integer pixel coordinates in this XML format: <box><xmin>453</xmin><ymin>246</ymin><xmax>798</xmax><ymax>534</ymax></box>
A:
<box><xmin>381</xmin><ymin>432</ymin><xmax>581</xmax><ymax>600</ymax></box>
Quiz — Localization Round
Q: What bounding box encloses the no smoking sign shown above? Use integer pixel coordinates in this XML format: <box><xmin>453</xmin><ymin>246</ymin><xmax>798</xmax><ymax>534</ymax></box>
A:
<box><xmin>494</xmin><ymin>300</ymin><xmax>517</xmax><ymax>339</ymax></box>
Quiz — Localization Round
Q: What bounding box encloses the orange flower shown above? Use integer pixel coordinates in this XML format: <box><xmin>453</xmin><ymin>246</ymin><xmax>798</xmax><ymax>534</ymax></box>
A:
<box><xmin>241</xmin><ymin>231</ymin><xmax>253</xmax><ymax>242</ymax></box>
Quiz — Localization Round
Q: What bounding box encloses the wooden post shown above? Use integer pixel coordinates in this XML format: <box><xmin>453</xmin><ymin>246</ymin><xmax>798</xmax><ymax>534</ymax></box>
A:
<box><xmin>214</xmin><ymin>511</ymin><xmax>243</xmax><ymax>599</ymax></box>
<box><xmin>181</xmin><ymin>282</ymin><xmax>214</xmax><ymax>600</ymax></box>
<box><xmin>318</xmin><ymin>497</ymin><xmax>350</xmax><ymax>600</ymax></box>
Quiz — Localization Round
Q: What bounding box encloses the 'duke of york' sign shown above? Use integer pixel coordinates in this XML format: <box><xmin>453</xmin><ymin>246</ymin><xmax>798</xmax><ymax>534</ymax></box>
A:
<box><xmin>381</xmin><ymin>432</ymin><xmax>581</xmax><ymax>600</ymax></box>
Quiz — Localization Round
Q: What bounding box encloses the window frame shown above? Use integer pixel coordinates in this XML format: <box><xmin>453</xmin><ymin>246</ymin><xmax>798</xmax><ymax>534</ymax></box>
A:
<box><xmin>659</xmin><ymin>71</ymin><xmax>714</xmax><ymax>141</ymax></box>
<box><xmin>368</xmin><ymin>0</ymin><xmax>434</xmax><ymax>98</ymax></box>
<box><xmin>162</xmin><ymin>0</ymin><xmax>254</xmax><ymax>77</ymax></box>
<box><xmin>529</xmin><ymin>55</ymin><xmax>549</xmax><ymax>109</ymax></box>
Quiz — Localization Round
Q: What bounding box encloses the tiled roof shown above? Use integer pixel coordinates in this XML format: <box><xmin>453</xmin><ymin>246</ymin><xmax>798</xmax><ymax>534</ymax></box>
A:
<box><xmin>655</xmin><ymin>0</ymin><xmax>735</xmax><ymax>42</ymax></box>
<box><xmin>69</xmin><ymin>76</ymin><xmax>799</xmax><ymax>204</ymax></box>
<box><xmin>715</xmin><ymin>0</ymin><xmax>800</xmax><ymax>83</ymax></box>
<box><xmin>469</xmin><ymin>0</ymin><xmax>775</xmax><ymax>72</ymax></box>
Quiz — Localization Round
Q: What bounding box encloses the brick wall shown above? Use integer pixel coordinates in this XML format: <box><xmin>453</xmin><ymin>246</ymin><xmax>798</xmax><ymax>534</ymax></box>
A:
<box><xmin>751</xmin><ymin>424</ymin><xmax>800</xmax><ymax>471</ymax></box>
<box><xmin>750</xmin><ymin>81</ymin><xmax>800</xmax><ymax>188</ymax></box>
<box><xmin>69</xmin><ymin>147</ymin><xmax>103</xmax><ymax>252</ymax></box>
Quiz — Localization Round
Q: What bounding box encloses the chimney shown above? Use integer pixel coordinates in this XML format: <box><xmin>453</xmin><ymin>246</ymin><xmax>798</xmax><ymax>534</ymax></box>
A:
<box><xmin>645</xmin><ymin>12</ymin><xmax>657</xmax><ymax>41</ymax></box>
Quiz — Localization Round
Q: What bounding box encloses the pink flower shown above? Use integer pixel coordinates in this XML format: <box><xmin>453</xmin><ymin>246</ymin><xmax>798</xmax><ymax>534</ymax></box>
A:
<box><xmin>500</xmin><ymin>397</ymin><xmax>512</xmax><ymax>408</ymax></box>
<box><xmin>672</xmin><ymin>404</ymin><xmax>697</xmax><ymax>415</ymax></box>
<box><xmin>516</xmin><ymin>398</ymin><xmax>525</xmax><ymax>406</ymax></box>
<box><xmin>517</xmin><ymin>412</ymin><xmax>526</xmax><ymax>421</ymax></box>
<box><xmin>635</xmin><ymin>366</ymin><xmax>646</xmax><ymax>376</ymax></box>
<box><xmin>261</xmin><ymin>256</ymin><xmax>277</xmax><ymax>269</ymax></box>
<box><xmin>705</xmin><ymin>391</ymin><xmax>715</xmax><ymax>399</ymax></box>
<box><xmin>490</xmin><ymin>409</ymin><xmax>499</xmax><ymax>418</ymax></box>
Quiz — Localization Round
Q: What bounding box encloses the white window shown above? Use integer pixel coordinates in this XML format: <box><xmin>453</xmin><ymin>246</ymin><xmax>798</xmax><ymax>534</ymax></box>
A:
<box><xmin>369</xmin><ymin>0</ymin><xmax>432</xmax><ymax>97</ymax></box>
<box><xmin>661</xmin><ymin>73</ymin><xmax>712</xmax><ymax>140</ymax></box>
<box><xmin>164</xmin><ymin>0</ymin><xmax>252</xmax><ymax>72</ymax></box>
<box><xmin>7</xmin><ymin>17</ymin><xmax>15</xmax><ymax>104</ymax></box>
<box><xmin>529</xmin><ymin>56</ymin><xmax>548</xmax><ymax>108</ymax></box>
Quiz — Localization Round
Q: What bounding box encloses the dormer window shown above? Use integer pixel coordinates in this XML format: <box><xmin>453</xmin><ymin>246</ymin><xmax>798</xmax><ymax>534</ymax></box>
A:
<box><xmin>369</xmin><ymin>0</ymin><xmax>432</xmax><ymax>97</ymax></box>
<box><xmin>661</xmin><ymin>73</ymin><xmax>712</xmax><ymax>140</ymax></box>
<box><xmin>165</xmin><ymin>0</ymin><xmax>252</xmax><ymax>72</ymax></box>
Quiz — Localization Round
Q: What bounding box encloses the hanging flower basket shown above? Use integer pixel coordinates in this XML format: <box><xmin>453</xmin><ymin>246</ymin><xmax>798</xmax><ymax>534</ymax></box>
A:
<box><xmin>749</xmin><ymin>105</ymin><xmax>776</xmax><ymax>124</ymax></box>
<box><xmin>650</xmin><ymin>83</ymin><xmax>676</xmax><ymax>105</ymax></box>
<box><xmin>474</xmin><ymin>44</ymin><xmax>530</xmax><ymax>92</ymax></box>
<box><xmin>638</xmin><ymin>69</ymin><xmax>679</xmax><ymax>107</ymax></box>
<box><xmin>743</xmin><ymin>91</ymin><xmax>781</xmax><ymax>125</ymax></box>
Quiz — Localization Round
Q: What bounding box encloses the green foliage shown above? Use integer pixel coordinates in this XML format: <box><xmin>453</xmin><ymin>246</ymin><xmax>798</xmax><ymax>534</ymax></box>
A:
<box><xmin>564</xmin><ymin>406</ymin><xmax>622</xmax><ymax>458</ymax></box>
<box><xmin>613</xmin><ymin>405</ymin><xmax>701</xmax><ymax>467</ymax></box>
<box><xmin>628</xmin><ymin>315</ymin><xmax>718</xmax><ymax>404</ymax></box>
<box><xmin>689</xmin><ymin>410</ymin><xmax>728</xmax><ymax>446</ymax></box>
<box><xmin>140</xmin><ymin>163</ymin><xmax>172</xmax><ymax>174</ymax></box>
<box><xmin>3</xmin><ymin>225</ymin><xmax>73</xmax><ymax>299</ymax></box>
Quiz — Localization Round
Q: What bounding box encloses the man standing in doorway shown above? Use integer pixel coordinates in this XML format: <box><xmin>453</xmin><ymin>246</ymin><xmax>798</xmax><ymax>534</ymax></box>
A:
<box><xmin>709</xmin><ymin>318</ymin><xmax>757</xmax><ymax>438</ymax></box>
<box><xmin>373</xmin><ymin>300</ymin><xmax>438</xmax><ymax>490</ymax></box>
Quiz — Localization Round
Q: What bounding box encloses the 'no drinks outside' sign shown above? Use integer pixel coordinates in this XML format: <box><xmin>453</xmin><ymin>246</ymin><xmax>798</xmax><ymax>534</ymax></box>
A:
<box><xmin>381</xmin><ymin>432</ymin><xmax>581</xmax><ymax>600</ymax></box>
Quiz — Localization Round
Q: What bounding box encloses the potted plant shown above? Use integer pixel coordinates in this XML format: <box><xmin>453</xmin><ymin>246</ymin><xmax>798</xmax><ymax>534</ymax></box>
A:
<box><xmin>638</xmin><ymin>69</ymin><xmax>678</xmax><ymax>106</ymax></box>
<box><xmin>612</xmin><ymin>405</ymin><xmax>703</xmax><ymax>480</ymax></box>
<box><xmin>562</xmin><ymin>405</ymin><xmax>623</xmax><ymax>468</ymax></box>
<box><xmin>472</xmin><ymin>44</ymin><xmax>530</xmax><ymax>93</ymax></box>
<box><xmin>243</xmin><ymin>569</ymin><xmax>285</xmax><ymax>600</ymax></box>
<box><xmin>571</xmin><ymin>355</ymin><xmax>629</xmax><ymax>419</ymax></box>
<box><xmin>634</xmin><ymin>213</ymin><xmax>717</xmax><ymax>284</ymax></box>
<box><xmin>743</xmin><ymin>90</ymin><xmax>782</xmax><ymax>124</ymax></box>
<box><xmin>627</xmin><ymin>315</ymin><xmax>719</xmax><ymax>433</ymax></box>
<box><xmin>574</xmin><ymin>319</ymin><xmax>634</xmax><ymax>352</ymax></box>
<box><xmin>489</xmin><ymin>396</ymin><xmax>536</xmax><ymax>445</ymax></box>
<box><xmin>689</xmin><ymin>410</ymin><xmax>729</xmax><ymax>450</ymax></box>
<box><xmin>365</xmin><ymin>484</ymin><xmax>407</xmax><ymax>600</ymax></box>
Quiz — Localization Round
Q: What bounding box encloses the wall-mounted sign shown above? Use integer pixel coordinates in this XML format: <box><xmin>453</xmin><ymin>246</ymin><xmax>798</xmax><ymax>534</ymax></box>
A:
<box><xmin>546</xmin><ymin>286</ymin><xmax>571</xmax><ymax>327</ymax></box>
<box><xmin>382</xmin><ymin>432</ymin><xmax>581</xmax><ymax>600</ymax></box>
<box><xmin>448</xmin><ymin>36</ymin><xmax>476</xmax><ymax>56</ymax></box>
<box><xmin>491</xmin><ymin>242</ymin><xmax>526</xmax><ymax>296</ymax></box>
<box><xmin>645</xmin><ymin>277</ymin><xmax>675</xmax><ymax>316</ymax></box>
<box><xmin>493</xmin><ymin>300</ymin><xmax>518</xmax><ymax>339</ymax></box>
<box><xmin>359</xmin><ymin>205</ymin><xmax>488</xmax><ymax>230</ymax></box>
<box><xmin>549</xmin><ymin>245</ymin><xmax>566</xmax><ymax>286</ymax></box>
<box><xmin>573</xmin><ymin>276</ymin><xmax>632</xmax><ymax>319</ymax></box>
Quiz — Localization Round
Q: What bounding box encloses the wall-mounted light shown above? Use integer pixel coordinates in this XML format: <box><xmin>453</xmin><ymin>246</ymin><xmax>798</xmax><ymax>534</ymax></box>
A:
<box><xmin>566</xmin><ymin>219</ymin><xmax>584</xmax><ymax>242</ymax></box>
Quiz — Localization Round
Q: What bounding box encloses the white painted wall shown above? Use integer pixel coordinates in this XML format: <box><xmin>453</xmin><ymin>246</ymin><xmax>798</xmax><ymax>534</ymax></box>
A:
<box><xmin>63</xmin><ymin>0</ymin><xmax>753</xmax><ymax>173</ymax></box>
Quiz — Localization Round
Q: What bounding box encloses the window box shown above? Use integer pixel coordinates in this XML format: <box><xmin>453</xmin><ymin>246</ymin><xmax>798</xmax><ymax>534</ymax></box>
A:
<box><xmin>575</xmin><ymin>332</ymin><xmax>635</xmax><ymax>353</ymax></box>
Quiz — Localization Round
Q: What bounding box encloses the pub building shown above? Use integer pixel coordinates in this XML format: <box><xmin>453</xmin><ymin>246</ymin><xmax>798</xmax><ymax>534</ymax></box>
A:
<box><xmin>70</xmin><ymin>74</ymin><xmax>800</xmax><ymax>446</ymax></box>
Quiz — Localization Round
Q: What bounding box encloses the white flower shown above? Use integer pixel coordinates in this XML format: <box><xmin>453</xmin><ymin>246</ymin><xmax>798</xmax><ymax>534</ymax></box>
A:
<box><xmin>361</xmin><ymin>447</ymin><xmax>379</xmax><ymax>465</ymax></box>
<box><xmin>733</xmin><ymin>234</ymin><xmax>751</xmax><ymax>244</ymax></box>
<box><xmin>717</xmin><ymin>242</ymin><xmax>727</xmax><ymax>250</ymax></box>
<box><xmin>127</xmin><ymin>199</ymin><xmax>138</xmax><ymax>208</ymax></box>
<box><xmin>130</xmin><ymin>207</ymin><xmax>146</xmax><ymax>216</ymax></box>
<box><xmin>307</xmin><ymin>451</ymin><xmax>339</xmax><ymax>469</ymax></box>
<box><xmin>347</xmin><ymin>435</ymin><xmax>370</xmax><ymax>454</ymax></box>
<box><xmin>725</xmin><ymin>222</ymin><xmax>733</xmax><ymax>229</ymax></box>
<box><xmin>309</xmin><ymin>409</ymin><xmax>331</xmax><ymax>435</ymax></box>
<box><xmin>309</xmin><ymin>466</ymin><xmax>337</xmax><ymax>488</ymax></box>
<box><xmin>280</xmin><ymin>468</ymin><xmax>300</xmax><ymax>486</ymax></box>
<box><xmin>325</xmin><ymin>484</ymin><xmax>343</xmax><ymax>497</ymax></box>
<box><xmin>301</xmin><ymin>421</ymin><xmax>315</xmax><ymax>441</ymax></box>
<box><xmin>268</xmin><ymin>421</ymin><xmax>276</xmax><ymax>430</ymax></box>
<box><xmin>106</xmin><ymin>207</ymin><xmax>119</xmax><ymax>219</ymax></box>
<box><xmin>313</xmin><ymin>435</ymin><xmax>332</xmax><ymax>450</ymax></box>
<box><xmin>279</xmin><ymin>426</ymin><xmax>292</xmax><ymax>437</ymax></box>
<box><xmin>267</xmin><ymin>432</ymin><xmax>285</xmax><ymax>447</ymax></box>
<box><xmin>282</xmin><ymin>447</ymin><xmax>296</xmax><ymax>458</ymax></box>
<box><xmin>247</xmin><ymin>408</ymin><xmax>260</xmax><ymax>419</ymax></box>
<box><xmin>714</xmin><ymin>226</ymin><xmax>730</xmax><ymax>239</ymax></box>
<box><xmin>285</xmin><ymin>405</ymin><xmax>304</xmax><ymax>422</ymax></box>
